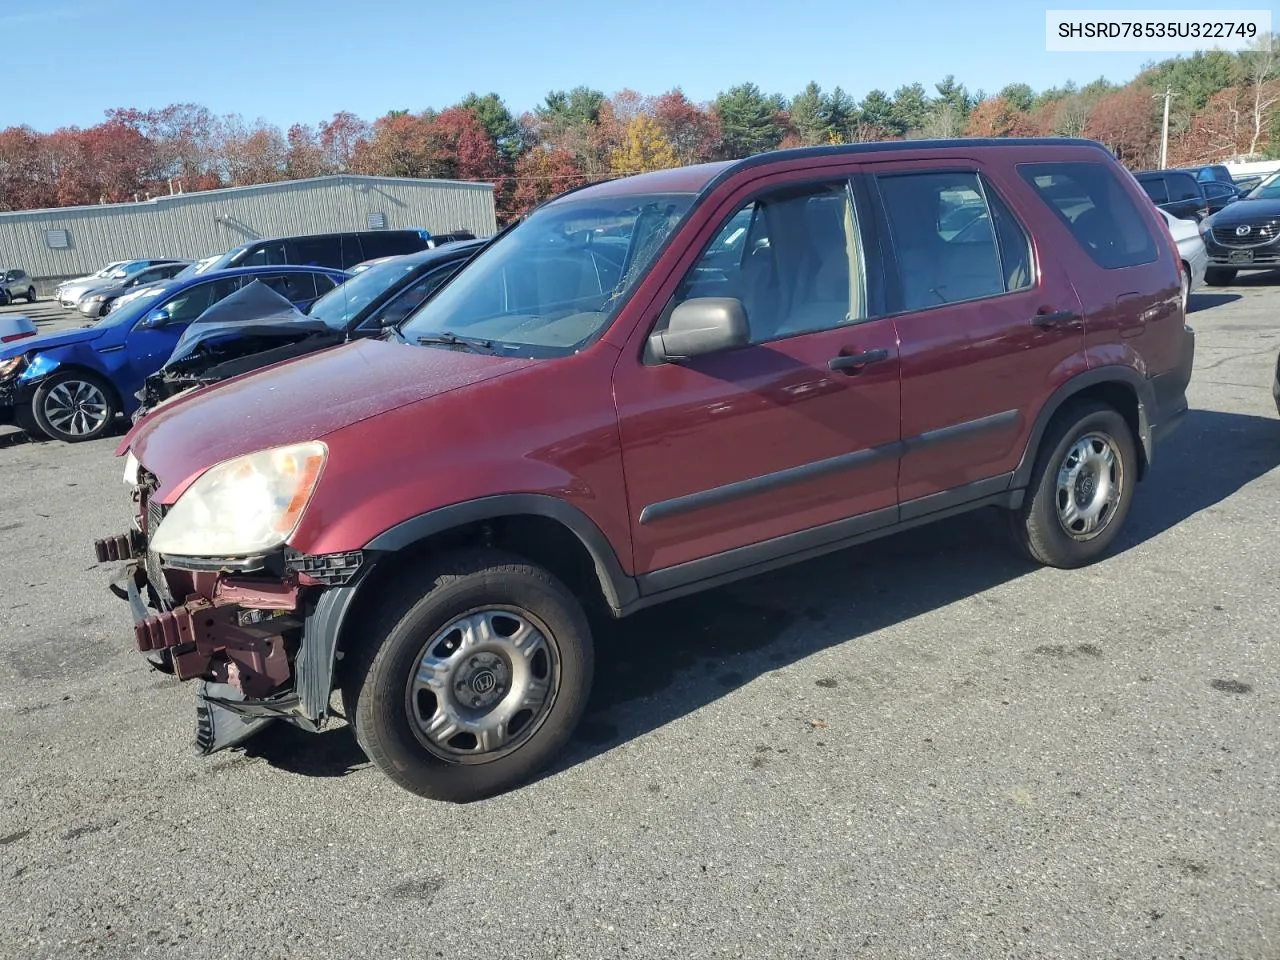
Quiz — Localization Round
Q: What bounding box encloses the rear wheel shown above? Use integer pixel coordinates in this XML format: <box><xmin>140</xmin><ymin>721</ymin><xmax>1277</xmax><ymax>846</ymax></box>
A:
<box><xmin>32</xmin><ymin>370</ymin><xmax>118</xmax><ymax>442</ymax></box>
<box><xmin>1205</xmin><ymin>267</ymin><xmax>1237</xmax><ymax>286</ymax></box>
<box><xmin>341</xmin><ymin>548</ymin><xmax>594</xmax><ymax>802</ymax></box>
<box><xmin>1007</xmin><ymin>401</ymin><xmax>1137</xmax><ymax>568</ymax></box>
<box><xmin>24</xmin><ymin>287</ymin><xmax>36</xmax><ymax>303</ymax></box>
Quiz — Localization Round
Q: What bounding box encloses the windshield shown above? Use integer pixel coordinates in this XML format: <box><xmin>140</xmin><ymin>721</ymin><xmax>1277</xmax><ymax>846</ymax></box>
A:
<box><xmin>399</xmin><ymin>192</ymin><xmax>694</xmax><ymax>357</ymax></box>
<box><xmin>307</xmin><ymin>256</ymin><xmax>416</xmax><ymax>329</ymax></box>
<box><xmin>170</xmin><ymin>255</ymin><xmax>220</xmax><ymax>282</ymax></box>
<box><xmin>1247</xmin><ymin>174</ymin><xmax>1280</xmax><ymax>200</ymax></box>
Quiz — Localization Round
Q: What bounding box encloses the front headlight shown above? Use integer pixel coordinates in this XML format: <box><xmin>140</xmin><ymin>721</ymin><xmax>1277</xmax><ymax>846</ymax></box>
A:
<box><xmin>122</xmin><ymin>450</ymin><xmax>140</xmax><ymax>486</ymax></box>
<box><xmin>0</xmin><ymin>356</ymin><xmax>25</xmax><ymax>381</ymax></box>
<box><xmin>149</xmin><ymin>441</ymin><xmax>327</xmax><ymax>557</ymax></box>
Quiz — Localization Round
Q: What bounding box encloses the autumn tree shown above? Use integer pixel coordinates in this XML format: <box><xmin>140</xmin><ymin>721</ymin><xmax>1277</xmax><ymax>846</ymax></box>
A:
<box><xmin>510</xmin><ymin>147</ymin><xmax>585</xmax><ymax>217</ymax></box>
<box><xmin>1084</xmin><ymin>86</ymin><xmax>1158</xmax><ymax>165</ymax></box>
<box><xmin>964</xmin><ymin>96</ymin><xmax>1028</xmax><ymax>138</ymax></box>
<box><xmin>459</xmin><ymin>92</ymin><xmax>521</xmax><ymax>163</ymax></box>
<box><xmin>219</xmin><ymin>116</ymin><xmax>287</xmax><ymax>186</ymax></box>
<box><xmin>611</xmin><ymin>115</ymin><xmax>677</xmax><ymax>174</ymax></box>
<box><xmin>317</xmin><ymin>111</ymin><xmax>370</xmax><ymax>172</ymax></box>
<box><xmin>652</xmin><ymin>89</ymin><xmax>719</xmax><ymax>164</ymax></box>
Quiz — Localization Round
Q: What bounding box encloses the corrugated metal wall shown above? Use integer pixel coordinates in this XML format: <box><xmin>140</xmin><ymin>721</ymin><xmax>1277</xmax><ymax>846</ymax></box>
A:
<box><xmin>0</xmin><ymin>175</ymin><xmax>496</xmax><ymax>283</ymax></box>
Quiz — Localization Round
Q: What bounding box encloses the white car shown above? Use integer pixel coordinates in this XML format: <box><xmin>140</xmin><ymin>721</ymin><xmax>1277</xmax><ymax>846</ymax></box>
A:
<box><xmin>1159</xmin><ymin>208</ymin><xmax>1207</xmax><ymax>311</ymax></box>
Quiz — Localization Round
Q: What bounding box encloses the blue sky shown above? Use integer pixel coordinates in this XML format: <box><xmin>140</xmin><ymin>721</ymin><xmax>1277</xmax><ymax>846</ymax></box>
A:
<box><xmin>0</xmin><ymin>0</ymin><xmax>1259</xmax><ymax>130</ymax></box>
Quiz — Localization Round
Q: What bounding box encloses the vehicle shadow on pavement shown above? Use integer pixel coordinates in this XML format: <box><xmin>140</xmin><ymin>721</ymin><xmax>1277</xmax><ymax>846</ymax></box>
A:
<box><xmin>1189</xmin><ymin>293</ymin><xmax>1242</xmax><ymax>312</ymax></box>
<box><xmin>1118</xmin><ymin>408</ymin><xmax>1280</xmax><ymax>551</ymax></box>
<box><xmin>238</xmin><ymin>719</ymin><xmax>370</xmax><ymax>777</ymax></box>
<box><xmin>555</xmin><ymin>407</ymin><xmax>1280</xmax><ymax>774</ymax></box>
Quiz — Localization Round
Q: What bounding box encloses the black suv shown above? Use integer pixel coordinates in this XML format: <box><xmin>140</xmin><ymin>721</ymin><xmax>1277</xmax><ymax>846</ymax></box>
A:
<box><xmin>206</xmin><ymin>230</ymin><xmax>438</xmax><ymax>273</ymax></box>
<box><xmin>1133</xmin><ymin>169</ymin><xmax>1210</xmax><ymax>221</ymax></box>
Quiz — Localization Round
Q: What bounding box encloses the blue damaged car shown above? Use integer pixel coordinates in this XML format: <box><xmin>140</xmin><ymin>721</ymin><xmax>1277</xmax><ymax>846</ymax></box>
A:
<box><xmin>0</xmin><ymin>264</ymin><xmax>348</xmax><ymax>442</ymax></box>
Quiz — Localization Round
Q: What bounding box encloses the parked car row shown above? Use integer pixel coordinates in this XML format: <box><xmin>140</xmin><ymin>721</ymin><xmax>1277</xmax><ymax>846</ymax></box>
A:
<box><xmin>81</xmin><ymin>136</ymin><xmax>1205</xmax><ymax>804</ymax></box>
<box><xmin>0</xmin><ymin>227</ymin><xmax>482</xmax><ymax>441</ymax></box>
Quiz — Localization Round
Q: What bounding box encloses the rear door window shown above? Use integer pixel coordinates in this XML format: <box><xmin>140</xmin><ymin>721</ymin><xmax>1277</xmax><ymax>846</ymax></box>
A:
<box><xmin>876</xmin><ymin>171</ymin><xmax>1030</xmax><ymax>312</ymax></box>
<box><xmin>258</xmin><ymin>272</ymin><xmax>318</xmax><ymax>303</ymax></box>
<box><xmin>1018</xmin><ymin>162</ymin><xmax>1158</xmax><ymax>270</ymax></box>
<box><xmin>1167</xmin><ymin>174</ymin><xmax>1202</xmax><ymax>203</ymax></box>
<box><xmin>289</xmin><ymin>235</ymin><xmax>345</xmax><ymax>268</ymax></box>
<box><xmin>1137</xmin><ymin>176</ymin><xmax>1168</xmax><ymax>204</ymax></box>
<box><xmin>312</xmin><ymin>273</ymin><xmax>339</xmax><ymax>296</ymax></box>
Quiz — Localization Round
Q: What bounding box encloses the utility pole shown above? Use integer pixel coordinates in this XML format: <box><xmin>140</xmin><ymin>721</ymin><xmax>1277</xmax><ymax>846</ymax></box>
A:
<box><xmin>1155</xmin><ymin>86</ymin><xmax>1176</xmax><ymax>169</ymax></box>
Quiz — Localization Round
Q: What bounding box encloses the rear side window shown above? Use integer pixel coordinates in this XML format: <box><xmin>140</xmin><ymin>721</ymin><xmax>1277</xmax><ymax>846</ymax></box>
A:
<box><xmin>1167</xmin><ymin>174</ymin><xmax>1202</xmax><ymax>203</ymax></box>
<box><xmin>312</xmin><ymin>273</ymin><xmax>339</xmax><ymax>295</ymax></box>
<box><xmin>1137</xmin><ymin>176</ymin><xmax>1168</xmax><ymax>204</ymax></box>
<box><xmin>359</xmin><ymin>230</ymin><xmax>428</xmax><ymax>262</ymax></box>
<box><xmin>877</xmin><ymin>171</ymin><xmax>1030</xmax><ymax>312</ymax></box>
<box><xmin>1018</xmin><ymin>162</ymin><xmax>1158</xmax><ymax>270</ymax></box>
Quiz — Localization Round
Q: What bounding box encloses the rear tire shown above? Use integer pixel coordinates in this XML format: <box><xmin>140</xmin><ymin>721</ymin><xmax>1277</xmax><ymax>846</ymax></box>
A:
<box><xmin>1205</xmin><ymin>267</ymin><xmax>1237</xmax><ymax>286</ymax></box>
<box><xmin>341</xmin><ymin>548</ymin><xmax>594</xmax><ymax>802</ymax></box>
<box><xmin>1007</xmin><ymin>401</ymin><xmax>1137</xmax><ymax>568</ymax></box>
<box><xmin>25</xmin><ymin>287</ymin><xmax>36</xmax><ymax>303</ymax></box>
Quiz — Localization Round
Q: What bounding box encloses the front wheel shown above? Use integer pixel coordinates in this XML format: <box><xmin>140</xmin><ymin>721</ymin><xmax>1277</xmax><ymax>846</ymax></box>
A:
<box><xmin>1205</xmin><ymin>267</ymin><xmax>1237</xmax><ymax>286</ymax></box>
<box><xmin>1180</xmin><ymin>263</ymin><xmax>1191</xmax><ymax>313</ymax></box>
<box><xmin>1007</xmin><ymin>401</ymin><xmax>1137</xmax><ymax>568</ymax></box>
<box><xmin>32</xmin><ymin>370</ymin><xmax>118</xmax><ymax>442</ymax></box>
<box><xmin>341</xmin><ymin>548</ymin><xmax>594</xmax><ymax>802</ymax></box>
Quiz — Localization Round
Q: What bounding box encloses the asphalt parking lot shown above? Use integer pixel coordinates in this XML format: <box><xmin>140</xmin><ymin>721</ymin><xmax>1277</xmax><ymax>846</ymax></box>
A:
<box><xmin>1</xmin><ymin>282</ymin><xmax>1278</xmax><ymax>960</ymax></box>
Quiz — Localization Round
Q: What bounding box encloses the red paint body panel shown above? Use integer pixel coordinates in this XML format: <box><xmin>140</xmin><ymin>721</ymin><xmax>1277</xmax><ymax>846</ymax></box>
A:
<box><xmin>118</xmin><ymin>139</ymin><xmax>1193</xmax><ymax>594</ymax></box>
<box><xmin>291</xmin><ymin>346</ymin><xmax>634</xmax><ymax>565</ymax></box>
<box><xmin>126</xmin><ymin>338</ymin><xmax>534</xmax><ymax>503</ymax></box>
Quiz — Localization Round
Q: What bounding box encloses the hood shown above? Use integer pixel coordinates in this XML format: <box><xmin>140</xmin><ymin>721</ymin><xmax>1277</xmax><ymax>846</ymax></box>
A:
<box><xmin>1208</xmin><ymin>197</ymin><xmax>1280</xmax><ymax>224</ymax></box>
<box><xmin>0</xmin><ymin>324</ymin><xmax>105</xmax><ymax>359</ymax></box>
<box><xmin>162</xmin><ymin>280</ymin><xmax>312</xmax><ymax>366</ymax></box>
<box><xmin>124</xmin><ymin>337</ymin><xmax>535</xmax><ymax>500</ymax></box>
<box><xmin>58</xmin><ymin>277</ymin><xmax>111</xmax><ymax>297</ymax></box>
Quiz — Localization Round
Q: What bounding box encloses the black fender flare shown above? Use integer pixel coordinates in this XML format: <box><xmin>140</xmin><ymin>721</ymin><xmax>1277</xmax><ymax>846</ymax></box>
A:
<box><xmin>295</xmin><ymin>495</ymin><xmax>638</xmax><ymax>723</ymax></box>
<box><xmin>1010</xmin><ymin>366</ymin><xmax>1155</xmax><ymax>491</ymax></box>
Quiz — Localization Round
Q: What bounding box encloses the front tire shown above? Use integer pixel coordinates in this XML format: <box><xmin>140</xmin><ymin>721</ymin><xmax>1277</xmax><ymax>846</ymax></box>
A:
<box><xmin>1180</xmin><ymin>263</ymin><xmax>1191</xmax><ymax>313</ymax></box>
<box><xmin>341</xmin><ymin>548</ymin><xmax>594</xmax><ymax>802</ymax></box>
<box><xmin>1205</xmin><ymin>267</ymin><xmax>1237</xmax><ymax>286</ymax></box>
<box><xmin>32</xmin><ymin>370</ymin><xmax>118</xmax><ymax>442</ymax></box>
<box><xmin>1008</xmin><ymin>401</ymin><xmax>1137</xmax><ymax>568</ymax></box>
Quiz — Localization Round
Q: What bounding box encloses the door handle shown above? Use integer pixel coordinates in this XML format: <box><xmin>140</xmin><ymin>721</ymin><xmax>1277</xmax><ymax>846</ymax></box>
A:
<box><xmin>828</xmin><ymin>348</ymin><xmax>890</xmax><ymax>372</ymax></box>
<box><xmin>1029</xmin><ymin>309</ymin><xmax>1080</xmax><ymax>329</ymax></box>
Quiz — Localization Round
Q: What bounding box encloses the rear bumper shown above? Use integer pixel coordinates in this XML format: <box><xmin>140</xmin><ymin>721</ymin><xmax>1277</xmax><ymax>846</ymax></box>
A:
<box><xmin>1150</xmin><ymin>324</ymin><xmax>1195</xmax><ymax>446</ymax></box>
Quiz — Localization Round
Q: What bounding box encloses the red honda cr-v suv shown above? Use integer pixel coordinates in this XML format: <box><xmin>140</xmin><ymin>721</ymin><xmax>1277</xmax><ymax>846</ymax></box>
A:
<box><xmin>98</xmin><ymin>138</ymin><xmax>1195</xmax><ymax>801</ymax></box>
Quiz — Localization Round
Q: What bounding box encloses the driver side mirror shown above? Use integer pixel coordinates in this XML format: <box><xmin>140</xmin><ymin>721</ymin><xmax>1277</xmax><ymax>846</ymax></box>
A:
<box><xmin>140</xmin><ymin>306</ymin><xmax>171</xmax><ymax>329</ymax></box>
<box><xmin>648</xmin><ymin>297</ymin><xmax>750</xmax><ymax>363</ymax></box>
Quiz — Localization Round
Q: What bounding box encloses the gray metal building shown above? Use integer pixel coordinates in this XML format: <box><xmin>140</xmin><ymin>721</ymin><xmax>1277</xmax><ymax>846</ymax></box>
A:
<box><xmin>0</xmin><ymin>175</ymin><xmax>496</xmax><ymax>288</ymax></box>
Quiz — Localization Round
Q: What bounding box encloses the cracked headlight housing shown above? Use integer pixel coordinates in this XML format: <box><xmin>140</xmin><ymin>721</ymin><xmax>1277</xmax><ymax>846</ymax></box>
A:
<box><xmin>0</xmin><ymin>356</ymin><xmax>25</xmax><ymax>381</ymax></box>
<box><xmin>150</xmin><ymin>441</ymin><xmax>327</xmax><ymax>557</ymax></box>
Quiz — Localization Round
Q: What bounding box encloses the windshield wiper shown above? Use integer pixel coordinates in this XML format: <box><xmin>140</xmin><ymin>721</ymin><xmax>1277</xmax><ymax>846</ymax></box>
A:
<box><xmin>416</xmin><ymin>331</ymin><xmax>494</xmax><ymax>352</ymax></box>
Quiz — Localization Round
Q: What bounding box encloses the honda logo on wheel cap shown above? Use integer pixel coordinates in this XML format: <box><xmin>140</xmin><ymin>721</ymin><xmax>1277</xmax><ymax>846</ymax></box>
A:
<box><xmin>1236</xmin><ymin>225</ymin><xmax>1252</xmax><ymax>236</ymax></box>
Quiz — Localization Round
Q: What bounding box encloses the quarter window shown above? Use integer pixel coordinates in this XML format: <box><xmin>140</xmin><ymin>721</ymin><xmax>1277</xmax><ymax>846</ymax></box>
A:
<box><xmin>876</xmin><ymin>171</ymin><xmax>1017</xmax><ymax>311</ymax></box>
<box><xmin>670</xmin><ymin>181</ymin><xmax>866</xmax><ymax>343</ymax></box>
<box><xmin>1137</xmin><ymin>177</ymin><xmax>1169</xmax><ymax>203</ymax></box>
<box><xmin>1019</xmin><ymin>162</ymin><xmax>1158</xmax><ymax>270</ymax></box>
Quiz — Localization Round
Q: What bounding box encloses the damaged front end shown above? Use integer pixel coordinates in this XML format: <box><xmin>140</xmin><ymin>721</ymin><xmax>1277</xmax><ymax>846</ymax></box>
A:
<box><xmin>96</xmin><ymin>456</ymin><xmax>364</xmax><ymax>754</ymax></box>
